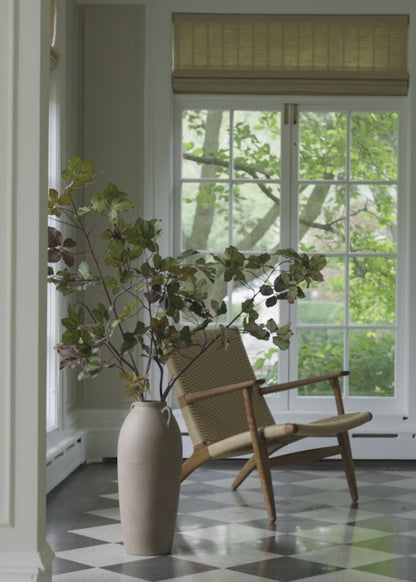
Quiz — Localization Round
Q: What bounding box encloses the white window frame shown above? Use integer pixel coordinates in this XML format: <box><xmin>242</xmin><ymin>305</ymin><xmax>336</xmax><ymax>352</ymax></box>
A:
<box><xmin>173</xmin><ymin>95</ymin><xmax>409</xmax><ymax>421</ymax></box>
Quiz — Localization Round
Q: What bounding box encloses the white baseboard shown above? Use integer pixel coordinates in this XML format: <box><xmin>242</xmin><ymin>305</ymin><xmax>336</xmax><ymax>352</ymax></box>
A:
<box><xmin>46</xmin><ymin>433</ymin><xmax>85</xmax><ymax>493</ymax></box>
<box><xmin>0</xmin><ymin>543</ymin><xmax>54</xmax><ymax>581</ymax></box>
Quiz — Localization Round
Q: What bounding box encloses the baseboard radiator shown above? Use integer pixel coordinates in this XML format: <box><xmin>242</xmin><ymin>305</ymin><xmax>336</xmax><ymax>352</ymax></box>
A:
<box><xmin>46</xmin><ymin>434</ymin><xmax>85</xmax><ymax>493</ymax></box>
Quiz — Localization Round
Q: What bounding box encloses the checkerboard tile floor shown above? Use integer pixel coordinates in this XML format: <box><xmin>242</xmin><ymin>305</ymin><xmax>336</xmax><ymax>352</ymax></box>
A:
<box><xmin>47</xmin><ymin>459</ymin><xmax>416</xmax><ymax>581</ymax></box>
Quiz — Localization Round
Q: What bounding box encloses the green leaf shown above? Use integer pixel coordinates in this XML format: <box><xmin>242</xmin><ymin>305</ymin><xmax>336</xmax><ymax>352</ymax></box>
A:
<box><xmin>58</xmin><ymin>192</ymin><xmax>72</xmax><ymax>206</ymax></box>
<box><xmin>62</xmin><ymin>329</ymin><xmax>81</xmax><ymax>344</ymax></box>
<box><xmin>120</xmin><ymin>300</ymin><xmax>139</xmax><ymax>320</ymax></box>
<box><xmin>92</xmin><ymin>303</ymin><xmax>110</xmax><ymax>323</ymax></box>
<box><xmin>61</xmin><ymin>317</ymin><xmax>78</xmax><ymax>330</ymax></box>
<box><xmin>121</xmin><ymin>334</ymin><xmax>138</xmax><ymax>354</ymax></box>
<box><xmin>78</xmin><ymin>261</ymin><xmax>91</xmax><ymax>279</ymax></box>
<box><xmin>68</xmin><ymin>304</ymin><xmax>84</xmax><ymax>323</ymax></box>
<box><xmin>266</xmin><ymin>319</ymin><xmax>278</xmax><ymax>332</ymax></box>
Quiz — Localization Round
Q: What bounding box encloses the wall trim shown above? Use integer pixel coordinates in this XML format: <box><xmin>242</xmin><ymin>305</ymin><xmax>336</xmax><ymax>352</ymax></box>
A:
<box><xmin>0</xmin><ymin>0</ymin><xmax>16</xmax><ymax>530</ymax></box>
<box><xmin>0</xmin><ymin>543</ymin><xmax>54</xmax><ymax>581</ymax></box>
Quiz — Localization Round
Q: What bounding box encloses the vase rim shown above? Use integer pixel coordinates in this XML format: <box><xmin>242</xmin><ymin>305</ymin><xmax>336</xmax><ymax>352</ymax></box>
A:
<box><xmin>131</xmin><ymin>400</ymin><xmax>167</xmax><ymax>408</ymax></box>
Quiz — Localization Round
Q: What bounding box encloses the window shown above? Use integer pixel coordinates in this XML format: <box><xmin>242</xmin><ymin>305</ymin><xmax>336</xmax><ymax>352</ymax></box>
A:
<box><xmin>46</xmin><ymin>55</ymin><xmax>61</xmax><ymax>432</ymax></box>
<box><xmin>175</xmin><ymin>96</ymin><xmax>405</xmax><ymax>417</ymax></box>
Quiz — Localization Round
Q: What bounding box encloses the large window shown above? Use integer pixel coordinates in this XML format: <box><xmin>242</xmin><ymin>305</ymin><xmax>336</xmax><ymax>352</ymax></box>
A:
<box><xmin>175</xmin><ymin>98</ymin><xmax>405</xmax><ymax>416</ymax></box>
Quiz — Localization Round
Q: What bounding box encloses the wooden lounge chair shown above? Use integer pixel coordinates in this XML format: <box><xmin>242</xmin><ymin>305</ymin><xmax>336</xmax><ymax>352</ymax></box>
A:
<box><xmin>167</xmin><ymin>326</ymin><xmax>372</xmax><ymax>522</ymax></box>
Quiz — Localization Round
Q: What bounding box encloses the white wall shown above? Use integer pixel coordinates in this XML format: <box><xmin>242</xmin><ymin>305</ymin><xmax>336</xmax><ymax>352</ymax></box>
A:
<box><xmin>0</xmin><ymin>0</ymin><xmax>52</xmax><ymax>580</ymax></box>
<box><xmin>46</xmin><ymin>1</ymin><xmax>147</xmax><ymax>472</ymax></box>
<box><xmin>75</xmin><ymin>3</ymin><xmax>146</xmax><ymax>456</ymax></box>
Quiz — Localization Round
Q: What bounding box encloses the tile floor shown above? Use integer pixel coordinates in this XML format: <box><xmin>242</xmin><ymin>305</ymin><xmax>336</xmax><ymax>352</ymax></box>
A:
<box><xmin>47</xmin><ymin>459</ymin><xmax>416</xmax><ymax>581</ymax></box>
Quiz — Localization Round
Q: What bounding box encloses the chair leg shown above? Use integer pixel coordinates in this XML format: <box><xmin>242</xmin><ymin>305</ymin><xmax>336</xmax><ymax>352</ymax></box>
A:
<box><xmin>232</xmin><ymin>456</ymin><xmax>257</xmax><ymax>490</ymax></box>
<box><xmin>338</xmin><ymin>432</ymin><xmax>358</xmax><ymax>502</ymax></box>
<box><xmin>255</xmin><ymin>437</ymin><xmax>276</xmax><ymax>523</ymax></box>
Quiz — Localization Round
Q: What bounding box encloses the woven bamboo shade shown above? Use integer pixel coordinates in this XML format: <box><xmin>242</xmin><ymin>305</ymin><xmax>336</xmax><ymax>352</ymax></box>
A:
<box><xmin>172</xmin><ymin>13</ymin><xmax>408</xmax><ymax>95</ymax></box>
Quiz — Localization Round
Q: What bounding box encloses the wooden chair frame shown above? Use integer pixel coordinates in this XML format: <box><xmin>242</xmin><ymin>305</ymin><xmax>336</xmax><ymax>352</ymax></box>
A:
<box><xmin>177</xmin><ymin>371</ymin><xmax>369</xmax><ymax>523</ymax></box>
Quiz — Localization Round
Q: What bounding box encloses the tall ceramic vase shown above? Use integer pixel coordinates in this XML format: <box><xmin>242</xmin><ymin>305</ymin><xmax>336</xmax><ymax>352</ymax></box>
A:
<box><xmin>117</xmin><ymin>401</ymin><xmax>182</xmax><ymax>555</ymax></box>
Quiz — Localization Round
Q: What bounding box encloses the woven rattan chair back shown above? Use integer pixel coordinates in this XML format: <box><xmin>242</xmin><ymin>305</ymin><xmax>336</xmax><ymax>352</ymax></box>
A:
<box><xmin>168</xmin><ymin>327</ymin><xmax>274</xmax><ymax>448</ymax></box>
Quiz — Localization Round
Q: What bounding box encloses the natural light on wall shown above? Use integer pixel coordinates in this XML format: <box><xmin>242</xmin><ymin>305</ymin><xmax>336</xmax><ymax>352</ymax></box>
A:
<box><xmin>47</xmin><ymin>0</ymin><xmax>60</xmax><ymax>431</ymax></box>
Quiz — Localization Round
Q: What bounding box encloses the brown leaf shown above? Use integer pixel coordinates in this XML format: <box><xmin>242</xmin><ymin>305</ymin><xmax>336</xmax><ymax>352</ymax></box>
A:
<box><xmin>48</xmin><ymin>226</ymin><xmax>62</xmax><ymax>248</ymax></box>
<box><xmin>48</xmin><ymin>248</ymin><xmax>62</xmax><ymax>263</ymax></box>
<box><xmin>62</xmin><ymin>249</ymin><xmax>75</xmax><ymax>267</ymax></box>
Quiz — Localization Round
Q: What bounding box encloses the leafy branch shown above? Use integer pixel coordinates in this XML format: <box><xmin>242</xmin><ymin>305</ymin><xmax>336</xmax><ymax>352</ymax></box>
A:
<box><xmin>48</xmin><ymin>157</ymin><xmax>326</xmax><ymax>402</ymax></box>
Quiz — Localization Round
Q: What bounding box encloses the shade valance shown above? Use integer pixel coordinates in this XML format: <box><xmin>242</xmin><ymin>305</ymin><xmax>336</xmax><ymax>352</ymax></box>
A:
<box><xmin>172</xmin><ymin>13</ymin><xmax>408</xmax><ymax>95</ymax></box>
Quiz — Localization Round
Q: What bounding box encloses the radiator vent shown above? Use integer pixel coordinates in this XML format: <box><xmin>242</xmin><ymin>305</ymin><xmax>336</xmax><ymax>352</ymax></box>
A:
<box><xmin>352</xmin><ymin>433</ymin><xmax>398</xmax><ymax>438</ymax></box>
<box><xmin>47</xmin><ymin>434</ymin><xmax>84</xmax><ymax>492</ymax></box>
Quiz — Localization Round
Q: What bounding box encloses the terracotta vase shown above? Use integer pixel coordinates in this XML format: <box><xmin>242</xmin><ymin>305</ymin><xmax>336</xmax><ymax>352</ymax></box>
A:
<box><xmin>117</xmin><ymin>401</ymin><xmax>182</xmax><ymax>555</ymax></box>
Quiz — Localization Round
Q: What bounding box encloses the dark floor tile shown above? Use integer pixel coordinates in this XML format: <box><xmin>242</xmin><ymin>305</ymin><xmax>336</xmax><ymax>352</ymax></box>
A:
<box><xmin>180</xmin><ymin>481</ymin><xmax>232</xmax><ymax>496</ymax></box>
<box><xmin>272</xmin><ymin>483</ymin><xmax>331</xmax><ymax>498</ymax></box>
<box><xmin>358</xmin><ymin>484</ymin><xmax>414</xmax><ymax>498</ymax></box>
<box><xmin>47</xmin><ymin>531</ymin><xmax>108</xmax><ymax>552</ymax></box>
<box><xmin>355</xmin><ymin>471</ymin><xmax>413</xmax><ymax>484</ymax></box>
<box><xmin>356</xmin><ymin>557</ymin><xmax>416</xmax><ymax>581</ymax></box>
<box><xmin>357</xmin><ymin>498</ymin><xmax>416</xmax><ymax>514</ymax></box>
<box><xmin>230</xmin><ymin>556</ymin><xmax>343</xmax><ymax>581</ymax></box>
<box><xmin>270</xmin><ymin>470</ymin><xmax>332</xmax><ymax>483</ymax></box>
<box><xmin>52</xmin><ymin>556</ymin><xmax>93</xmax><ymax>575</ymax></box>
<box><xmin>105</xmin><ymin>556</ymin><xmax>217</xmax><ymax>581</ymax></box>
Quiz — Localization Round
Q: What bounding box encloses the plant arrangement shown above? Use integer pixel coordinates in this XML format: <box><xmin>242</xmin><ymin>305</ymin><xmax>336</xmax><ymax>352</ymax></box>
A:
<box><xmin>48</xmin><ymin>157</ymin><xmax>326</xmax><ymax>402</ymax></box>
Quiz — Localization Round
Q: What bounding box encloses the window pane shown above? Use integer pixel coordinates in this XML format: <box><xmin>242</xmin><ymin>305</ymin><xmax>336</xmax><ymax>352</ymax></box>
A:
<box><xmin>298</xmin><ymin>257</ymin><xmax>346</xmax><ymax>325</ymax></box>
<box><xmin>245</xmin><ymin>335</ymin><xmax>279</xmax><ymax>385</ymax></box>
<box><xmin>299</xmin><ymin>184</ymin><xmax>346</xmax><ymax>252</ymax></box>
<box><xmin>348</xmin><ymin>329</ymin><xmax>395</xmax><ymax>396</ymax></box>
<box><xmin>350</xmin><ymin>185</ymin><xmax>397</xmax><ymax>253</ymax></box>
<box><xmin>233</xmin><ymin>182</ymin><xmax>280</xmax><ymax>251</ymax></box>
<box><xmin>299</xmin><ymin>112</ymin><xmax>347</xmax><ymax>180</ymax></box>
<box><xmin>233</xmin><ymin>111</ymin><xmax>281</xmax><ymax>180</ymax></box>
<box><xmin>181</xmin><ymin>182</ymin><xmax>229</xmax><ymax>251</ymax></box>
<box><xmin>350</xmin><ymin>112</ymin><xmax>398</xmax><ymax>181</ymax></box>
<box><xmin>349</xmin><ymin>257</ymin><xmax>396</xmax><ymax>325</ymax></box>
<box><xmin>182</xmin><ymin>110</ymin><xmax>230</xmax><ymax>179</ymax></box>
<box><xmin>297</xmin><ymin>328</ymin><xmax>344</xmax><ymax>395</ymax></box>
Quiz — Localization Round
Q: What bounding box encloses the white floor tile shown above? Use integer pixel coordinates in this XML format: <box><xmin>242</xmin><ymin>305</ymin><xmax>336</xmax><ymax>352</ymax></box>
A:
<box><xmin>297</xmin><ymin>524</ymin><xmax>388</xmax><ymax>544</ymax></box>
<box><xmin>56</xmin><ymin>543</ymin><xmax>141</xmax><ymax>568</ymax></box>
<box><xmin>191</xmin><ymin>505</ymin><xmax>268</xmax><ymax>523</ymax></box>
<box><xmin>53</xmin><ymin>568</ymin><xmax>145</xmax><ymax>581</ymax></box>
<box><xmin>182</xmin><ymin>523</ymin><xmax>275</xmax><ymax>544</ymax></box>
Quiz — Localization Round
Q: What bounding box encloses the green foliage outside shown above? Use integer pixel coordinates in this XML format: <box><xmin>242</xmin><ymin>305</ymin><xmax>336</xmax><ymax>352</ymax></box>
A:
<box><xmin>181</xmin><ymin>108</ymin><xmax>398</xmax><ymax>398</ymax></box>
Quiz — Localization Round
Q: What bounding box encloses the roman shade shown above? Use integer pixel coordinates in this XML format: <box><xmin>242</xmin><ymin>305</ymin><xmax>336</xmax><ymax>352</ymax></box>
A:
<box><xmin>172</xmin><ymin>13</ymin><xmax>408</xmax><ymax>96</ymax></box>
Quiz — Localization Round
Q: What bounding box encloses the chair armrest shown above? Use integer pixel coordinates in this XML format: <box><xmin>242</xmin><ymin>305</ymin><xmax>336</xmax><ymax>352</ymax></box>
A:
<box><xmin>181</xmin><ymin>379</ymin><xmax>262</xmax><ymax>405</ymax></box>
<box><xmin>260</xmin><ymin>370</ymin><xmax>349</xmax><ymax>395</ymax></box>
